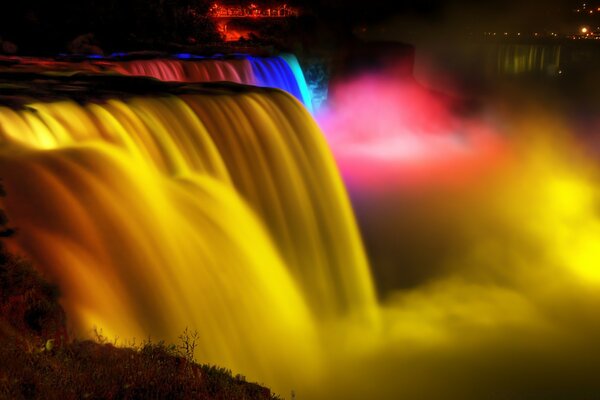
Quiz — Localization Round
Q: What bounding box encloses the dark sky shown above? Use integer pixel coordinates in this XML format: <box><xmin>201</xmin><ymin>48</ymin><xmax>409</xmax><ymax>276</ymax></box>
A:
<box><xmin>303</xmin><ymin>0</ymin><xmax>574</xmax><ymax>24</ymax></box>
<box><xmin>301</xmin><ymin>0</ymin><xmax>578</xmax><ymax>34</ymax></box>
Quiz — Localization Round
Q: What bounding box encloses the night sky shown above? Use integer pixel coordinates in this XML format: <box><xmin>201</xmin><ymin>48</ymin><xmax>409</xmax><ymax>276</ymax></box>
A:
<box><xmin>0</xmin><ymin>0</ymin><xmax>585</xmax><ymax>48</ymax></box>
<box><xmin>334</xmin><ymin>0</ymin><xmax>579</xmax><ymax>38</ymax></box>
<box><xmin>304</xmin><ymin>0</ymin><xmax>570</xmax><ymax>19</ymax></box>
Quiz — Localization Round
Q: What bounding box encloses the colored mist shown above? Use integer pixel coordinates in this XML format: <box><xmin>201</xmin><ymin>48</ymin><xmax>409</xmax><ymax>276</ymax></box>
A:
<box><xmin>310</xmin><ymin>68</ymin><xmax>600</xmax><ymax>398</ymax></box>
<box><xmin>311</xmin><ymin>113</ymin><xmax>600</xmax><ymax>398</ymax></box>
<box><xmin>318</xmin><ymin>72</ymin><xmax>505</xmax><ymax>189</ymax></box>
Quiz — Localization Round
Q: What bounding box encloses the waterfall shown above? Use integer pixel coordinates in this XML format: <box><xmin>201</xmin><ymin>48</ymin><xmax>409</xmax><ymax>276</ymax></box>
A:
<box><xmin>0</xmin><ymin>84</ymin><xmax>374</xmax><ymax>391</ymax></box>
<box><xmin>1</xmin><ymin>54</ymin><xmax>313</xmax><ymax>111</ymax></box>
<box><xmin>488</xmin><ymin>44</ymin><xmax>561</xmax><ymax>76</ymax></box>
<box><xmin>112</xmin><ymin>55</ymin><xmax>313</xmax><ymax>111</ymax></box>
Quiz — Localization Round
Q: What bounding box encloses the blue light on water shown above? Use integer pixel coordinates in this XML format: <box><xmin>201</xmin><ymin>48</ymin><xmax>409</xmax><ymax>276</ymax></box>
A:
<box><xmin>249</xmin><ymin>54</ymin><xmax>313</xmax><ymax>113</ymax></box>
<box><xmin>280</xmin><ymin>54</ymin><xmax>314</xmax><ymax>113</ymax></box>
<box><xmin>168</xmin><ymin>53</ymin><xmax>314</xmax><ymax>111</ymax></box>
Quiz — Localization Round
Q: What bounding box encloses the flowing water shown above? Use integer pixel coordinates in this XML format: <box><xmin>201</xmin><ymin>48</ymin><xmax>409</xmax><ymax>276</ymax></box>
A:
<box><xmin>0</xmin><ymin>54</ymin><xmax>313</xmax><ymax>111</ymax></box>
<box><xmin>486</xmin><ymin>44</ymin><xmax>562</xmax><ymax>76</ymax></box>
<box><xmin>0</xmin><ymin>83</ymin><xmax>374</xmax><ymax>393</ymax></box>
<box><xmin>112</xmin><ymin>55</ymin><xmax>313</xmax><ymax>111</ymax></box>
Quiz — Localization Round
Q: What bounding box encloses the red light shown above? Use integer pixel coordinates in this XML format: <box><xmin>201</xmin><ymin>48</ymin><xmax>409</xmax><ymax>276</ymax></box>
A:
<box><xmin>318</xmin><ymin>72</ymin><xmax>506</xmax><ymax>190</ymax></box>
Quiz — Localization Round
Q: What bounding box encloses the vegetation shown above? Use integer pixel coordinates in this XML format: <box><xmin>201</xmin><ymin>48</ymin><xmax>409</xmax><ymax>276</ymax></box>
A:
<box><xmin>0</xmin><ymin>336</ymin><xmax>277</xmax><ymax>399</ymax></box>
<box><xmin>0</xmin><ymin>182</ymin><xmax>278</xmax><ymax>400</ymax></box>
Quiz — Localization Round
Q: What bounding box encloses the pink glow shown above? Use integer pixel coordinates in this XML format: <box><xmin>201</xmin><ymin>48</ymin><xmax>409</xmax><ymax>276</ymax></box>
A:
<box><xmin>318</xmin><ymin>73</ymin><xmax>507</xmax><ymax>190</ymax></box>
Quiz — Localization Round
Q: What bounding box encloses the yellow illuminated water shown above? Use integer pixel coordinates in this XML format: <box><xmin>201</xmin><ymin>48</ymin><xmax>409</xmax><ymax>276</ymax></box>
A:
<box><xmin>0</xmin><ymin>89</ymin><xmax>376</xmax><ymax>392</ymax></box>
<box><xmin>488</xmin><ymin>44</ymin><xmax>561</xmax><ymax>75</ymax></box>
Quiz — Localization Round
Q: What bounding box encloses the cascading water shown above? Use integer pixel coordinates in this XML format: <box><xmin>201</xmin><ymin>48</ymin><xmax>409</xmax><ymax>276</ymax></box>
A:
<box><xmin>112</xmin><ymin>55</ymin><xmax>313</xmax><ymax>111</ymax></box>
<box><xmin>0</xmin><ymin>77</ymin><xmax>375</xmax><ymax>393</ymax></box>
<box><xmin>111</xmin><ymin>58</ymin><xmax>254</xmax><ymax>83</ymax></box>
<box><xmin>487</xmin><ymin>44</ymin><xmax>562</xmax><ymax>76</ymax></box>
<box><xmin>0</xmin><ymin>54</ymin><xmax>314</xmax><ymax>111</ymax></box>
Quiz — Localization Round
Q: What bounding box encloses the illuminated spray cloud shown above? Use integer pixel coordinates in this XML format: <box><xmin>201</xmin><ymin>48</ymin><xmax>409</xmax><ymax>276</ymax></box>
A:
<box><xmin>311</xmin><ymin>49</ymin><xmax>600</xmax><ymax>397</ymax></box>
<box><xmin>317</xmin><ymin>66</ymin><xmax>506</xmax><ymax>189</ymax></box>
<box><xmin>310</xmin><ymin>111</ymin><xmax>600</xmax><ymax>398</ymax></box>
